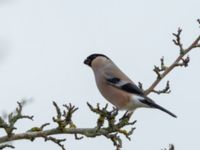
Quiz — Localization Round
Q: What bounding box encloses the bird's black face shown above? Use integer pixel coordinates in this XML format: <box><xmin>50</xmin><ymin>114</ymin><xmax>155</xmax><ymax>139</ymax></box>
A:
<box><xmin>84</xmin><ymin>53</ymin><xmax>109</xmax><ymax>67</ymax></box>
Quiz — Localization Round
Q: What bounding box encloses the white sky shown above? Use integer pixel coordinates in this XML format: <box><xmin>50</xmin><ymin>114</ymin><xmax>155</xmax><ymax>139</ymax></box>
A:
<box><xmin>0</xmin><ymin>0</ymin><xmax>200</xmax><ymax>150</ymax></box>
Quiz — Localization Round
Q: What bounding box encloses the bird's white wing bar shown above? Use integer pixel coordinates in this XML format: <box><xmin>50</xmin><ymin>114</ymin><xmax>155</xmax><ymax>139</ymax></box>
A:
<box><xmin>105</xmin><ymin>76</ymin><xmax>144</xmax><ymax>95</ymax></box>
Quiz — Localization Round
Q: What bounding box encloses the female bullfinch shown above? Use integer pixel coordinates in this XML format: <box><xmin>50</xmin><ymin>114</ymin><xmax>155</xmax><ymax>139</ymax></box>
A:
<box><xmin>84</xmin><ymin>53</ymin><xmax>177</xmax><ymax>118</ymax></box>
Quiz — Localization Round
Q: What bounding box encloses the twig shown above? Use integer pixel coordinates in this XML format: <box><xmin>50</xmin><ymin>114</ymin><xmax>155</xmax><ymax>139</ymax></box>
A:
<box><xmin>172</xmin><ymin>28</ymin><xmax>184</xmax><ymax>54</ymax></box>
<box><xmin>138</xmin><ymin>82</ymin><xmax>144</xmax><ymax>91</ymax></box>
<box><xmin>0</xmin><ymin>102</ymin><xmax>33</xmax><ymax>137</ymax></box>
<box><xmin>27</xmin><ymin>123</ymin><xmax>50</xmax><ymax>132</ymax></box>
<box><xmin>145</xmin><ymin>20</ymin><xmax>200</xmax><ymax>95</ymax></box>
<box><xmin>43</xmin><ymin>136</ymin><xmax>66</xmax><ymax>150</ymax></box>
<box><xmin>74</xmin><ymin>134</ymin><xmax>83</xmax><ymax>140</ymax></box>
<box><xmin>87</xmin><ymin>103</ymin><xmax>136</xmax><ymax>150</ymax></box>
<box><xmin>197</xmin><ymin>19</ymin><xmax>200</xmax><ymax>27</ymax></box>
<box><xmin>52</xmin><ymin>102</ymin><xmax>78</xmax><ymax>130</ymax></box>
<box><xmin>0</xmin><ymin>144</ymin><xmax>15</xmax><ymax>150</ymax></box>
<box><xmin>152</xmin><ymin>81</ymin><xmax>171</xmax><ymax>94</ymax></box>
<box><xmin>104</xmin><ymin>133</ymin><xmax>122</xmax><ymax>150</ymax></box>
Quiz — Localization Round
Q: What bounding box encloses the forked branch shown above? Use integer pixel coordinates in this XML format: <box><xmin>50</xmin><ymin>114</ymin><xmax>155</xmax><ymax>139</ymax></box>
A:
<box><xmin>145</xmin><ymin>19</ymin><xmax>200</xmax><ymax>95</ymax></box>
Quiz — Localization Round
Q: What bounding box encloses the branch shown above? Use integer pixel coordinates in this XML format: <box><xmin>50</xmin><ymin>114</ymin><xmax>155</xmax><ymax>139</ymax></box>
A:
<box><xmin>0</xmin><ymin>102</ymin><xmax>136</xmax><ymax>150</ymax></box>
<box><xmin>172</xmin><ymin>28</ymin><xmax>184</xmax><ymax>54</ymax></box>
<box><xmin>0</xmin><ymin>127</ymin><xmax>135</xmax><ymax>144</ymax></box>
<box><xmin>145</xmin><ymin>20</ymin><xmax>200</xmax><ymax>95</ymax></box>
<box><xmin>52</xmin><ymin>101</ymin><xmax>78</xmax><ymax>130</ymax></box>
<box><xmin>43</xmin><ymin>136</ymin><xmax>66</xmax><ymax>150</ymax></box>
<box><xmin>138</xmin><ymin>82</ymin><xmax>144</xmax><ymax>91</ymax></box>
<box><xmin>86</xmin><ymin>103</ymin><xmax>136</xmax><ymax>149</ymax></box>
<box><xmin>0</xmin><ymin>101</ymin><xmax>33</xmax><ymax>137</ymax></box>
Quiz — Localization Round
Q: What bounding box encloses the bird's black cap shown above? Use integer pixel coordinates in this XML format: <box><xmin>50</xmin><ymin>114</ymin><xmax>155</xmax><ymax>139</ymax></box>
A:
<box><xmin>84</xmin><ymin>53</ymin><xmax>109</xmax><ymax>66</ymax></box>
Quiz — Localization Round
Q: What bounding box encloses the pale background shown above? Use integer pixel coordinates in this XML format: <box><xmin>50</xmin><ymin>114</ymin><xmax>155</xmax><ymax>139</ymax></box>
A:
<box><xmin>0</xmin><ymin>0</ymin><xmax>200</xmax><ymax>150</ymax></box>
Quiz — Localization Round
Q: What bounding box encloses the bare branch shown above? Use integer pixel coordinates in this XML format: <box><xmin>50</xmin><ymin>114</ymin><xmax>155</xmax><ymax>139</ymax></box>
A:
<box><xmin>152</xmin><ymin>81</ymin><xmax>171</xmax><ymax>94</ymax></box>
<box><xmin>0</xmin><ymin>102</ymin><xmax>33</xmax><ymax>137</ymax></box>
<box><xmin>104</xmin><ymin>133</ymin><xmax>122</xmax><ymax>150</ymax></box>
<box><xmin>175</xmin><ymin>56</ymin><xmax>190</xmax><ymax>67</ymax></box>
<box><xmin>172</xmin><ymin>28</ymin><xmax>184</xmax><ymax>54</ymax></box>
<box><xmin>145</xmin><ymin>20</ymin><xmax>200</xmax><ymax>95</ymax></box>
<box><xmin>74</xmin><ymin>134</ymin><xmax>83</xmax><ymax>140</ymax></box>
<box><xmin>87</xmin><ymin>103</ymin><xmax>136</xmax><ymax>149</ymax></box>
<box><xmin>153</xmin><ymin>57</ymin><xmax>168</xmax><ymax>79</ymax></box>
<box><xmin>43</xmin><ymin>136</ymin><xmax>66</xmax><ymax>150</ymax></box>
<box><xmin>52</xmin><ymin>101</ymin><xmax>78</xmax><ymax>130</ymax></box>
<box><xmin>0</xmin><ymin>103</ymin><xmax>136</xmax><ymax>150</ymax></box>
<box><xmin>27</xmin><ymin>123</ymin><xmax>50</xmax><ymax>132</ymax></box>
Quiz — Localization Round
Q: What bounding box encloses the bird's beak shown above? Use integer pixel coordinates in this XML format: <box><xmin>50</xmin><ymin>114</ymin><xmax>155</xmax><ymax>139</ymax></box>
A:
<box><xmin>84</xmin><ymin>58</ymin><xmax>91</xmax><ymax>66</ymax></box>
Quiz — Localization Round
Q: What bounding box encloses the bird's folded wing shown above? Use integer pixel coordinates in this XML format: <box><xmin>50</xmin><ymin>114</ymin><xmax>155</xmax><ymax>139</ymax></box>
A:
<box><xmin>106</xmin><ymin>76</ymin><xmax>144</xmax><ymax>95</ymax></box>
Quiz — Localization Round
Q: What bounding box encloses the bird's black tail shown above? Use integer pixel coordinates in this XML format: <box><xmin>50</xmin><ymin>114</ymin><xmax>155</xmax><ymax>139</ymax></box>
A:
<box><xmin>141</xmin><ymin>97</ymin><xmax>177</xmax><ymax>118</ymax></box>
<box><xmin>150</xmin><ymin>102</ymin><xmax>177</xmax><ymax>118</ymax></box>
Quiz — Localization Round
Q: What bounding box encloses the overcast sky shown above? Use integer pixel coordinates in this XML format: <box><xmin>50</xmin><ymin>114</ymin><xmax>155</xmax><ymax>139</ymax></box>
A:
<box><xmin>0</xmin><ymin>0</ymin><xmax>200</xmax><ymax>150</ymax></box>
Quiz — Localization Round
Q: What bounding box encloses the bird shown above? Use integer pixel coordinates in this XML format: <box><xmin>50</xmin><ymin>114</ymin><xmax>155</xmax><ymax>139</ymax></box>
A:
<box><xmin>84</xmin><ymin>53</ymin><xmax>177</xmax><ymax>118</ymax></box>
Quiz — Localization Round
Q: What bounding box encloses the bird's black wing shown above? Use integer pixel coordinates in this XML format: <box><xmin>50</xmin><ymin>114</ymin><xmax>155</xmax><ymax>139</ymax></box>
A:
<box><xmin>106</xmin><ymin>77</ymin><xmax>144</xmax><ymax>95</ymax></box>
